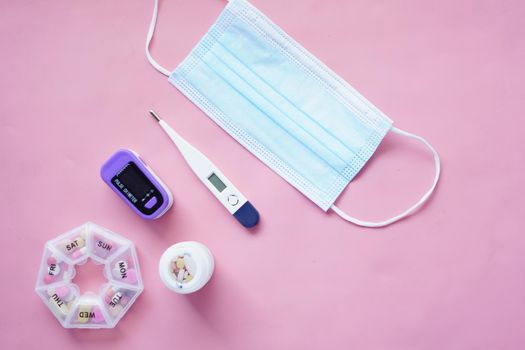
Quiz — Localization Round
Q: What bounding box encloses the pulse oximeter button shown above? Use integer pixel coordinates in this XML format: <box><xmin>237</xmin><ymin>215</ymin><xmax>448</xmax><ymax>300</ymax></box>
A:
<box><xmin>144</xmin><ymin>196</ymin><xmax>158</xmax><ymax>209</ymax></box>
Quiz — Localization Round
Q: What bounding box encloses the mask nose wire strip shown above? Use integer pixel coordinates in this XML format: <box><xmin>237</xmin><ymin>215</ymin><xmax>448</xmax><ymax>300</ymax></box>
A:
<box><xmin>146</xmin><ymin>0</ymin><xmax>171</xmax><ymax>76</ymax></box>
<box><xmin>331</xmin><ymin>126</ymin><xmax>441</xmax><ymax>228</ymax></box>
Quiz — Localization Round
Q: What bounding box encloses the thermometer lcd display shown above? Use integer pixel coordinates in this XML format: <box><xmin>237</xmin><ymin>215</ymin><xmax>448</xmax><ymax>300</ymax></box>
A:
<box><xmin>208</xmin><ymin>173</ymin><xmax>227</xmax><ymax>192</ymax></box>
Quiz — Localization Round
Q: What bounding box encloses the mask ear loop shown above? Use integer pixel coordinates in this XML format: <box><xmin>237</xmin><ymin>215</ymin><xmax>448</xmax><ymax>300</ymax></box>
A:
<box><xmin>146</xmin><ymin>0</ymin><xmax>171</xmax><ymax>76</ymax></box>
<box><xmin>146</xmin><ymin>0</ymin><xmax>440</xmax><ymax>226</ymax></box>
<box><xmin>331</xmin><ymin>126</ymin><xmax>441</xmax><ymax>227</ymax></box>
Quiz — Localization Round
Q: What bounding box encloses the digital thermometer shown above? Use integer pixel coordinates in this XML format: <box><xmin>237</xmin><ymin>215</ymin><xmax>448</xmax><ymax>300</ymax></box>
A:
<box><xmin>149</xmin><ymin>110</ymin><xmax>259</xmax><ymax>228</ymax></box>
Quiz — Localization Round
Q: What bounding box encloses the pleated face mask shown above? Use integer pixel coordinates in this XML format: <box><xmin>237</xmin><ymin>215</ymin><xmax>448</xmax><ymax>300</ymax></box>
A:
<box><xmin>146</xmin><ymin>0</ymin><xmax>440</xmax><ymax>227</ymax></box>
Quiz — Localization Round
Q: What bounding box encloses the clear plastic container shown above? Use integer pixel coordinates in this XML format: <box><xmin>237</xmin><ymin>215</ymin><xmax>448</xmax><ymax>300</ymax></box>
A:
<box><xmin>158</xmin><ymin>241</ymin><xmax>214</xmax><ymax>294</ymax></box>
<box><xmin>35</xmin><ymin>222</ymin><xmax>143</xmax><ymax>329</ymax></box>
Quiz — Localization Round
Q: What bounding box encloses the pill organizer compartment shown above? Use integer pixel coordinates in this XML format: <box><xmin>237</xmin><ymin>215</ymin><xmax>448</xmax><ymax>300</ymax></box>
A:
<box><xmin>36</xmin><ymin>283</ymin><xmax>80</xmax><ymax>325</ymax></box>
<box><xmin>88</xmin><ymin>225</ymin><xmax>129</xmax><ymax>263</ymax></box>
<box><xmin>48</xmin><ymin>225</ymin><xmax>90</xmax><ymax>264</ymax></box>
<box><xmin>105</xmin><ymin>247</ymin><xmax>142</xmax><ymax>287</ymax></box>
<box><xmin>67</xmin><ymin>293</ymin><xmax>110</xmax><ymax>328</ymax></box>
<box><xmin>35</xmin><ymin>246</ymin><xmax>76</xmax><ymax>287</ymax></box>
<box><xmin>35</xmin><ymin>222</ymin><xmax>143</xmax><ymax>329</ymax></box>
<box><xmin>100</xmin><ymin>283</ymin><xmax>141</xmax><ymax>320</ymax></box>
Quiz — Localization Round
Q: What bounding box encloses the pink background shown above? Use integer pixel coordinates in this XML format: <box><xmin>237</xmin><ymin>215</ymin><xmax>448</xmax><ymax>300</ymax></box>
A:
<box><xmin>1</xmin><ymin>0</ymin><xmax>524</xmax><ymax>349</ymax></box>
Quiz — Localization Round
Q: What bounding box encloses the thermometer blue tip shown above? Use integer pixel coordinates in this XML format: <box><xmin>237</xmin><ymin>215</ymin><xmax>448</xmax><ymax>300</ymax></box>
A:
<box><xmin>233</xmin><ymin>201</ymin><xmax>259</xmax><ymax>228</ymax></box>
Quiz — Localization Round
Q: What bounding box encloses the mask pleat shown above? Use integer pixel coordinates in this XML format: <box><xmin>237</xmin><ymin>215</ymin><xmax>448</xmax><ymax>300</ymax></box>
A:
<box><xmin>186</xmin><ymin>58</ymin><xmax>345</xmax><ymax>194</ymax></box>
<box><xmin>208</xmin><ymin>45</ymin><xmax>351</xmax><ymax>169</ymax></box>
<box><xmin>221</xmin><ymin>20</ymin><xmax>375</xmax><ymax>156</ymax></box>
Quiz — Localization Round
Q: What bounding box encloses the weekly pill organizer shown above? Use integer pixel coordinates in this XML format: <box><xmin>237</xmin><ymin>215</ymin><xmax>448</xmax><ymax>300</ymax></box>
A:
<box><xmin>34</xmin><ymin>222</ymin><xmax>143</xmax><ymax>329</ymax></box>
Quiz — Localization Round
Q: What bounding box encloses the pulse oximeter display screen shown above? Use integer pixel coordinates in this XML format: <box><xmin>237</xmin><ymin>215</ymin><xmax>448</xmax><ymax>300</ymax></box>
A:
<box><xmin>111</xmin><ymin>162</ymin><xmax>163</xmax><ymax>215</ymax></box>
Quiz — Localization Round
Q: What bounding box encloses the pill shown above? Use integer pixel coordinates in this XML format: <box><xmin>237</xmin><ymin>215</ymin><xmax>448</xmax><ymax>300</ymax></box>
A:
<box><xmin>125</xmin><ymin>269</ymin><xmax>138</xmax><ymax>284</ymax></box>
<box><xmin>78</xmin><ymin>238</ymin><xmax>86</xmax><ymax>247</ymax></box>
<box><xmin>77</xmin><ymin>306</ymin><xmax>92</xmax><ymax>323</ymax></box>
<box><xmin>91</xmin><ymin>307</ymin><xmax>105</xmax><ymax>324</ymax></box>
<box><xmin>104</xmin><ymin>288</ymin><xmax>116</xmax><ymax>303</ymax></box>
<box><xmin>176</xmin><ymin>258</ymin><xmax>185</xmax><ymax>269</ymax></box>
<box><xmin>120</xmin><ymin>295</ymin><xmax>131</xmax><ymax>306</ymax></box>
<box><xmin>184</xmin><ymin>256</ymin><xmax>196</xmax><ymax>275</ymax></box>
<box><xmin>62</xmin><ymin>237</ymin><xmax>85</xmax><ymax>254</ymax></box>
<box><xmin>183</xmin><ymin>273</ymin><xmax>193</xmax><ymax>283</ymax></box>
<box><xmin>49</xmin><ymin>294</ymin><xmax>69</xmax><ymax>316</ymax></box>
<box><xmin>109</xmin><ymin>304</ymin><xmax>124</xmax><ymax>317</ymax></box>
<box><xmin>47</xmin><ymin>256</ymin><xmax>57</xmax><ymax>265</ymax></box>
<box><xmin>44</xmin><ymin>275</ymin><xmax>54</xmax><ymax>284</ymax></box>
<box><xmin>177</xmin><ymin>269</ymin><xmax>185</xmax><ymax>283</ymax></box>
<box><xmin>74</xmin><ymin>247</ymin><xmax>88</xmax><ymax>259</ymax></box>
<box><xmin>184</xmin><ymin>274</ymin><xmax>193</xmax><ymax>283</ymax></box>
<box><xmin>55</xmin><ymin>285</ymin><xmax>71</xmax><ymax>300</ymax></box>
<box><xmin>70</xmin><ymin>250</ymin><xmax>81</xmax><ymax>259</ymax></box>
<box><xmin>112</xmin><ymin>269</ymin><xmax>121</xmax><ymax>279</ymax></box>
<box><xmin>48</xmin><ymin>285</ymin><xmax>71</xmax><ymax>299</ymax></box>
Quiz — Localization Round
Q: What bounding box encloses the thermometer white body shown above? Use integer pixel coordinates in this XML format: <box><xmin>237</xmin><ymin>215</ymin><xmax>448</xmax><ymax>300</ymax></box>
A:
<box><xmin>151</xmin><ymin>111</ymin><xmax>259</xmax><ymax>228</ymax></box>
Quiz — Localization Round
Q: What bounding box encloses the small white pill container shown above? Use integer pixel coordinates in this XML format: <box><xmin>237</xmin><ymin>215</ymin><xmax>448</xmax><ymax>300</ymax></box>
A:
<box><xmin>158</xmin><ymin>241</ymin><xmax>214</xmax><ymax>294</ymax></box>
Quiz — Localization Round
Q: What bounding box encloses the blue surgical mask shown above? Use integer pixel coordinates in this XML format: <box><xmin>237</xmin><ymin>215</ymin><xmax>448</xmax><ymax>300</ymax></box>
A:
<box><xmin>146</xmin><ymin>0</ymin><xmax>440</xmax><ymax>227</ymax></box>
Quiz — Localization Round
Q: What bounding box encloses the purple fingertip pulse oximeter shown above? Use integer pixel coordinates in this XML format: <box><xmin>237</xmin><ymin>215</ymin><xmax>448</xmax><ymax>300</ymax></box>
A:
<box><xmin>100</xmin><ymin>149</ymin><xmax>173</xmax><ymax>220</ymax></box>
